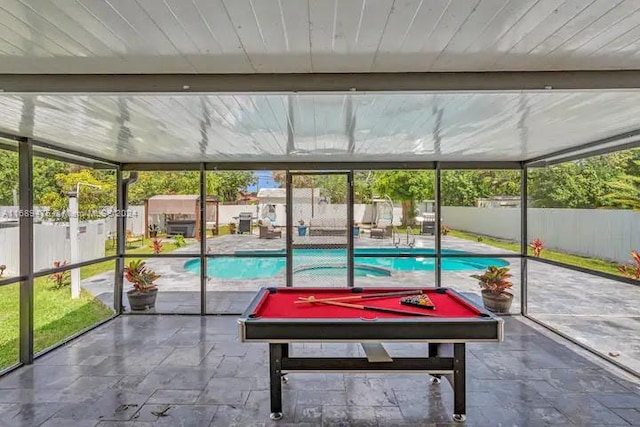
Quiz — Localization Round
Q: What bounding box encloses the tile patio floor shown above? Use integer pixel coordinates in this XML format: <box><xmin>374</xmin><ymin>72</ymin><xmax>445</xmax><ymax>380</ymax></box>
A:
<box><xmin>81</xmin><ymin>234</ymin><xmax>640</xmax><ymax>374</ymax></box>
<box><xmin>0</xmin><ymin>315</ymin><xmax>639</xmax><ymax>426</ymax></box>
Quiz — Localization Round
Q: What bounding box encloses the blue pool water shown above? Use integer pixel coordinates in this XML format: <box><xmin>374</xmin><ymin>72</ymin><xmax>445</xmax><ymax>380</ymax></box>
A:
<box><xmin>184</xmin><ymin>248</ymin><xmax>509</xmax><ymax>280</ymax></box>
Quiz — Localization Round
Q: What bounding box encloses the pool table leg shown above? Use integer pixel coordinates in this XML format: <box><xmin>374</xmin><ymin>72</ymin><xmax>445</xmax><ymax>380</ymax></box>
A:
<box><xmin>428</xmin><ymin>343</ymin><xmax>442</xmax><ymax>384</ymax></box>
<box><xmin>281</xmin><ymin>344</ymin><xmax>289</xmax><ymax>383</ymax></box>
<box><xmin>452</xmin><ymin>343</ymin><xmax>466</xmax><ymax>422</ymax></box>
<box><xmin>269</xmin><ymin>343</ymin><xmax>283</xmax><ymax>420</ymax></box>
<box><xmin>430</xmin><ymin>343</ymin><xmax>466</xmax><ymax>422</ymax></box>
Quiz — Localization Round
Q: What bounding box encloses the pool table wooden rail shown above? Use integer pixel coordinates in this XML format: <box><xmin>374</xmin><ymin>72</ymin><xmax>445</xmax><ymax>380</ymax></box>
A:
<box><xmin>238</xmin><ymin>287</ymin><xmax>504</xmax><ymax>343</ymax></box>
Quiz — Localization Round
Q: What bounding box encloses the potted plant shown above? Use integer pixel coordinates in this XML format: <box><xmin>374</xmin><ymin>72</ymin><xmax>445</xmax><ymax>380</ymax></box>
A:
<box><xmin>228</xmin><ymin>222</ymin><xmax>236</xmax><ymax>234</ymax></box>
<box><xmin>148</xmin><ymin>224</ymin><xmax>159</xmax><ymax>238</ymax></box>
<box><xmin>471</xmin><ymin>266</ymin><xmax>513</xmax><ymax>313</ymax></box>
<box><xmin>297</xmin><ymin>219</ymin><xmax>307</xmax><ymax>236</ymax></box>
<box><xmin>124</xmin><ymin>259</ymin><xmax>160</xmax><ymax>310</ymax></box>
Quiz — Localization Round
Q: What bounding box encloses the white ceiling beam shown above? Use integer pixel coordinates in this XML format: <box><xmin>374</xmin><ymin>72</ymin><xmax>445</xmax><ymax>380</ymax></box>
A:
<box><xmin>118</xmin><ymin>160</ymin><xmax>521</xmax><ymax>171</ymax></box>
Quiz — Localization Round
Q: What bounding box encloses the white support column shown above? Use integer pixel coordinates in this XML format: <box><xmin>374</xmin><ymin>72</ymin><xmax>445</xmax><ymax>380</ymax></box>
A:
<box><xmin>68</xmin><ymin>192</ymin><xmax>80</xmax><ymax>299</ymax></box>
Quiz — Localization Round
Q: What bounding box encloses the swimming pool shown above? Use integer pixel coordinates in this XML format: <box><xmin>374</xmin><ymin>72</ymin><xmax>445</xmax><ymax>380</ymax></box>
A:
<box><xmin>183</xmin><ymin>248</ymin><xmax>509</xmax><ymax>280</ymax></box>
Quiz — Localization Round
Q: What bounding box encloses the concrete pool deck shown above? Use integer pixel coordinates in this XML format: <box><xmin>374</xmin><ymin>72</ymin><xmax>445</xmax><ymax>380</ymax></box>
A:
<box><xmin>81</xmin><ymin>233</ymin><xmax>640</xmax><ymax>374</ymax></box>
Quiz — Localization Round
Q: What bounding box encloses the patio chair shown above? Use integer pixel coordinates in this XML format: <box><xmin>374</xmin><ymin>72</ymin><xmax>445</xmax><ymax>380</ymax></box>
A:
<box><xmin>258</xmin><ymin>218</ymin><xmax>282</xmax><ymax>239</ymax></box>
<box><xmin>370</xmin><ymin>219</ymin><xmax>392</xmax><ymax>239</ymax></box>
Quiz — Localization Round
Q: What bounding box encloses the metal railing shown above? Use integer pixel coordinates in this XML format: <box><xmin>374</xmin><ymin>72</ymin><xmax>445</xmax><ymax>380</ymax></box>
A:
<box><xmin>392</xmin><ymin>226</ymin><xmax>401</xmax><ymax>247</ymax></box>
<box><xmin>406</xmin><ymin>226</ymin><xmax>416</xmax><ymax>248</ymax></box>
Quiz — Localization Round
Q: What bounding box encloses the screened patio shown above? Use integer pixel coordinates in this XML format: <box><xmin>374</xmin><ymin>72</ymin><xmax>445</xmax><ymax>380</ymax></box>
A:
<box><xmin>1</xmin><ymin>1</ymin><xmax>640</xmax><ymax>425</ymax></box>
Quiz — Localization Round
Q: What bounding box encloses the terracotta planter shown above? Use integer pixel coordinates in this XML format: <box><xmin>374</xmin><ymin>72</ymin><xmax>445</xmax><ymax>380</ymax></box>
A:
<box><xmin>481</xmin><ymin>290</ymin><xmax>513</xmax><ymax>314</ymax></box>
<box><xmin>127</xmin><ymin>288</ymin><xmax>158</xmax><ymax>311</ymax></box>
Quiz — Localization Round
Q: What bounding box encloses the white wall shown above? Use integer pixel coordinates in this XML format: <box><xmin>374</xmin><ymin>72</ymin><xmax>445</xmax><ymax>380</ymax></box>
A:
<box><xmin>220</xmin><ymin>205</ymin><xmax>260</xmax><ymax>224</ymax></box>
<box><xmin>442</xmin><ymin>206</ymin><xmax>640</xmax><ymax>263</ymax></box>
<box><xmin>214</xmin><ymin>204</ymin><xmax>400</xmax><ymax>227</ymax></box>
<box><xmin>133</xmin><ymin>202</ymin><xmax>400</xmax><ymax>229</ymax></box>
<box><xmin>258</xmin><ymin>204</ymin><xmax>401</xmax><ymax>227</ymax></box>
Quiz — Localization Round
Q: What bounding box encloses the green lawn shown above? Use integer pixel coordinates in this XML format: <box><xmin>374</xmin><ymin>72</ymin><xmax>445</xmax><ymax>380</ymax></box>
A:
<box><xmin>87</xmin><ymin>240</ymin><xmax>182</xmax><ymax>278</ymax></box>
<box><xmin>215</xmin><ymin>224</ymin><xmax>232</xmax><ymax>236</ymax></box>
<box><xmin>0</xmin><ymin>279</ymin><xmax>113</xmax><ymax>371</ymax></box>
<box><xmin>0</xmin><ymin>282</ymin><xmax>21</xmax><ymax>369</ymax></box>
<box><xmin>448</xmin><ymin>229</ymin><xmax>623</xmax><ymax>277</ymax></box>
<box><xmin>0</xmin><ymin>238</ymin><xmax>185</xmax><ymax>371</ymax></box>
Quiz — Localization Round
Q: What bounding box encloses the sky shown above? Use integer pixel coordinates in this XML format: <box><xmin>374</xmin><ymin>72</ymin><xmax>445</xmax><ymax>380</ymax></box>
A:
<box><xmin>247</xmin><ymin>171</ymin><xmax>279</xmax><ymax>192</ymax></box>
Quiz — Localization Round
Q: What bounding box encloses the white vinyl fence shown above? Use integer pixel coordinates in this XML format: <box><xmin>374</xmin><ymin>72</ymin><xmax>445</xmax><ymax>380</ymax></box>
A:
<box><xmin>442</xmin><ymin>207</ymin><xmax>640</xmax><ymax>263</ymax></box>
<box><xmin>441</xmin><ymin>207</ymin><xmax>521</xmax><ymax>242</ymax></box>
<box><xmin>0</xmin><ymin>220</ymin><xmax>107</xmax><ymax>275</ymax></box>
<box><xmin>104</xmin><ymin>205</ymin><xmax>146</xmax><ymax>236</ymax></box>
<box><xmin>0</xmin><ymin>225</ymin><xmax>19</xmax><ymax>276</ymax></box>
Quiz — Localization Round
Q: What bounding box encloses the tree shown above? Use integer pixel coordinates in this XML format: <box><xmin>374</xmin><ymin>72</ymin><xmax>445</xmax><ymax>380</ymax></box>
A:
<box><xmin>207</xmin><ymin>171</ymin><xmax>256</xmax><ymax>202</ymax></box>
<box><xmin>477</xmin><ymin>170</ymin><xmax>520</xmax><ymax>197</ymax></box>
<box><xmin>128</xmin><ymin>171</ymin><xmax>200</xmax><ymax>205</ymax></box>
<box><xmin>606</xmin><ymin>160</ymin><xmax>640</xmax><ymax>210</ymax></box>
<box><xmin>528</xmin><ymin>154</ymin><xmax>627</xmax><ymax>208</ymax></box>
<box><xmin>371</xmin><ymin>171</ymin><xmax>434</xmax><ymax>225</ymax></box>
<box><xmin>353</xmin><ymin>171</ymin><xmax>374</xmax><ymax>204</ymax></box>
<box><xmin>440</xmin><ymin>171</ymin><xmax>482</xmax><ymax>206</ymax></box>
<box><xmin>126</xmin><ymin>171</ymin><xmax>254</xmax><ymax>204</ymax></box>
<box><xmin>440</xmin><ymin>170</ymin><xmax>521</xmax><ymax>207</ymax></box>
<box><xmin>604</xmin><ymin>149</ymin><xmax>640</xmax><ymax>210</ymax></box>
<box><xmin>273</xmin><ymin>171</ymin><xmax>373</xmax><ymax>203</ymax></box>
<box><xmin>33</xmin><ymin>157</ymin><xmax>68</xmax><ymax>205</ymax></box>
<box><xmin>272</xmin><ymin>171</ymin><xmax>315</xmax><ymax>188</ymax></box>
<box><xmin>39</xmin><ymin>169</ymin><xmax>115</xmax><ymax>221</ymax></box>
<box><xmin>0</xmin><ymin>154</ymin><xmax>88</xmax><ymax>207</ymax></box>
<box><xmin>0</xmin><ymin>151</ymin><xmax>18</xmax><ymax>205</ymax></box>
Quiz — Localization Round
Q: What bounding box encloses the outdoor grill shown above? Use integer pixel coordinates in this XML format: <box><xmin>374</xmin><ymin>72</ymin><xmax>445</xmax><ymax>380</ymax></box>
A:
<box><xmin>238</xmin><ymin>212</ymin><xmax>254</xmax><ymax>234</ymax></box>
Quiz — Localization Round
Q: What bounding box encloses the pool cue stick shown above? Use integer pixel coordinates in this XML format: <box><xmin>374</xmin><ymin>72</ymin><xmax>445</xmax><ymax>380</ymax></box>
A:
<box><xmin>294</xmin><ymin>289</ymin><xmax>422</xmax><ymax>304</ymax></box>
<box><xmin>302</xmin><ymin>297</ymin><xmax>436</xmax><ymax>317</ymax></box>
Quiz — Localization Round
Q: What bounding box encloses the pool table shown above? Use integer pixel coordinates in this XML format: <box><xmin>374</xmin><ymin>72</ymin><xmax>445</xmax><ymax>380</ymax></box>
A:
<box><xmin>239</xmin><ymin>287</ymin><xmax>504</xmax><ymax>422</ymax></box>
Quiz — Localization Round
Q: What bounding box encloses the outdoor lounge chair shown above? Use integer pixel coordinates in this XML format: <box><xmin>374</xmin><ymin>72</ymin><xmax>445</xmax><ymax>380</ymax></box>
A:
<box><xmin>258</xmin><ymin>218</ymin><xmax>282</xmax><ymax>239</ymax></box>
<box><xmin>370</xmin><ymin>219</ymin><xmax>392</xmax><ymax>239</ymax></box>
<box><xmin>308</xmin><ymin>217</ymin><xmax>348</xmax><ymax>236</ymax></box>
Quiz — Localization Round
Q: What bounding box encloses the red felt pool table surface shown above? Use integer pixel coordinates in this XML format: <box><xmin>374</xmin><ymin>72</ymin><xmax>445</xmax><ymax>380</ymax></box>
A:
<box><xmin>252</xmin><ymin>288</ymin><xmax>482</xmax><ymax>319</ymax></box>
